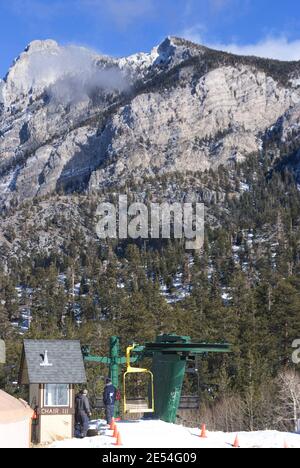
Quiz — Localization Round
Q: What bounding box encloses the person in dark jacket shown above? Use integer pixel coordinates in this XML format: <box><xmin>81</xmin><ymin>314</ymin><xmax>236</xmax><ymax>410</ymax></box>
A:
<box><xmin>75</xmin><ymin>389</ymin><xmax>91</xmax><ymax>438</ymax></box>
<box><xmin>103</xmin><ymin>378</ymin><xmax>117</xmax><ymax>425</ymax></box>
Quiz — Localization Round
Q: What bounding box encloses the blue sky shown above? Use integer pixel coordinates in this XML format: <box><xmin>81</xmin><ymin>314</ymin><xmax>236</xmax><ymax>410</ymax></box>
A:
<box><xmin>1</xmin><ymin>0</ymin><xmax>300</xmax><ymax>77</ymax></box>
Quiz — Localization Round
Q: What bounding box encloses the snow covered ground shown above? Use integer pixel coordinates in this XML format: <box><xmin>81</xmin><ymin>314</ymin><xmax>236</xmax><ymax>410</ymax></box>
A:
<box><xmin>49</xmin><ymin>420</ymin><xmax>300</xmax><ymax>449</ymax></box>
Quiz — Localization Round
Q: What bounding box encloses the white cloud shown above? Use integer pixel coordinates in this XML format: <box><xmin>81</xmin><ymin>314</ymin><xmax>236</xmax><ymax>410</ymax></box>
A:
<box><xmin>182</xmin><ymin>24</ymin><xmax>207</xmax><ymax>45</ymax></box>
<box><xmin>11</xmin><ymin>44</ymin><xmax>129</xmax><ymax>105</ymax></box>
<box><xmin>182</xmin><ymin>26</ymin><xmax>300</xmax><ymax>61</ymax></box>
<box><xmin>210</xmin><ymin>37</ymin><xmax>300</xmax><ymax>61</ymax></box>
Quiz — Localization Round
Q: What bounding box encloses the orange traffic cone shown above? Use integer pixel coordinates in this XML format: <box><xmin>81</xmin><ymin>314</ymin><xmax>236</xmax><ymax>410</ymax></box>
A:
<box><xmin>110</xmin><ymin>418</ymin><xmax>115</xmax><ymax>431</ymax></box>
<box><xmin>115</xmin><ymin>432</ymin><xmax>123</xmax><ymax>446</ymax></box>
<box><xmin>233</xmin><ymin>435</ymin><xmax>240</xmax><ymax>448</ymax></box>
<box><xmin>200</xmin><ymin>424</ymin><xmax>208</xmax><ymax>438</ymax></box>
<box><xmin>113</xmin><ymin>425</ymin><xmax>118</xmax><ymax>439</ymax></box>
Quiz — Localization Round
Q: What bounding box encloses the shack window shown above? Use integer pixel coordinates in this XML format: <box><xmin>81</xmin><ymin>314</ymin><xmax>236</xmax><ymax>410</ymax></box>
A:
<box><xmin>44</xmin><ymin>384</ymin><xmax>69</xmax><ymax>407</ymax></box>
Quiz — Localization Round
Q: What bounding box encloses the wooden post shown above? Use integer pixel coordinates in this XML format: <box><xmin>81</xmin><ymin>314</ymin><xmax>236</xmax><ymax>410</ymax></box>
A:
<box><xmin>0</xmin><ymin>340</ymin><xmax>5</xmax><ymax>364</ymax></box>
<box><xmin>29</xmin><ymin>418</ymin><xmax>32</xmax><ymax>448</ymax></box>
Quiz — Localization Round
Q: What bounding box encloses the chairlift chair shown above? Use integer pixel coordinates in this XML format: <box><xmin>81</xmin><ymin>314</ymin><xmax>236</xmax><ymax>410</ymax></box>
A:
<box><xmin>123</xmin><ymin>344</ymin><xmax>155</xmax><ymax>414</ymax></box>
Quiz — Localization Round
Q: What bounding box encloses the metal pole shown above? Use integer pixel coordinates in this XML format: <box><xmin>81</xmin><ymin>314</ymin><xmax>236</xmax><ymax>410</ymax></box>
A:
<box><xmin>110</xmin><ymin>336</ymin><xmax>120</xmax><ymax>417</ymax></box>
<box><xmin>151</xmin><ymin>352</ymin><xmax>187</xmax><ymax>423</ymax></box>
<box><xmin>0</xmin><ymin>340</ymin><xmax>5</xmax><ymax>364</ymax></box>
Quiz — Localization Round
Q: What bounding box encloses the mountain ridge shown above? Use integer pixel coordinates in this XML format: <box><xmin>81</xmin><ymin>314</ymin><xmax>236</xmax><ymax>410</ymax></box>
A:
<box><xmin>1</xmin><ymin>36</ymin><xmax>300</xmax><ymax>210</ymax></box>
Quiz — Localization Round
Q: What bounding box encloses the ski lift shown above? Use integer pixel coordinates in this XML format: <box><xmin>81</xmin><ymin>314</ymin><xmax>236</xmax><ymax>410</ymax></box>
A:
<box><xmin>179</xmin><ymin>356</ymin><xmax>200</xmax><ymax>410</ymax></box>
<box><xmin>123</xmin><ymin>344</ymin><xmax>155</xmax><ymax>414</ymax></box>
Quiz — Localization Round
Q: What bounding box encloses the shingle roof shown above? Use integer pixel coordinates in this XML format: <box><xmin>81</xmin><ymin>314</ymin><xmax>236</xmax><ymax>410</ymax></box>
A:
<box><xmin>21</xmin><ymin>340</ymin><xmax>87</xmax><ymax>384</ymax></box>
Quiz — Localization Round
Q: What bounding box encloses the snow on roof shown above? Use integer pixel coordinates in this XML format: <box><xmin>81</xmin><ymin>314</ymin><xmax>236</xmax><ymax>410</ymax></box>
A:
<box><xmin>0</xmin><ymin>390</ymin><xmax>33</xmax><ymax>424</ymax></box>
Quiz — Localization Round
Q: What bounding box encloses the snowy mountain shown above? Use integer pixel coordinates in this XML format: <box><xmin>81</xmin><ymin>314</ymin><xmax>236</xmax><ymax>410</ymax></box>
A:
<box><xmin>1</xmin><ymin>36</ymin><xmax>300</xmax><ymax>208</ymax></box>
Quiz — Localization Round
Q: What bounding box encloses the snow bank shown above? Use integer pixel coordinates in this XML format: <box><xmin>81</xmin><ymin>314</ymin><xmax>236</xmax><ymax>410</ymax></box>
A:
<box><xmin>49</xmin><ymin>420</ymin><xmax>300</xmax><ymax>449</ymax></box>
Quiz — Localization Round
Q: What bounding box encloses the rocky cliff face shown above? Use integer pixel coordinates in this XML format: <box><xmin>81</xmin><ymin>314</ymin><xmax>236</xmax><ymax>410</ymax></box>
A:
<box><xmin>1</xmin><ymin>36</ymin><xmax>300</xmax><ymax>207</ymax></box>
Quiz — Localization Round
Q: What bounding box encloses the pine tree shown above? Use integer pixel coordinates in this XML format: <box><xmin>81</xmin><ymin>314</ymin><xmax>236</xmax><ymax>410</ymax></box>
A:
<box><xmin>269</xmin><ymin>277</ymin><xmax>300</xmax><ymax>368</ymax></box>
<box><xmin>0</xmin><ymin>304</ymin><xmax>12</xmax><ymax>339</ymax></box>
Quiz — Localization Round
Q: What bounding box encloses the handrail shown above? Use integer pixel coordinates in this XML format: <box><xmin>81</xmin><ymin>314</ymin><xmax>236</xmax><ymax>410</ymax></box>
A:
<box><xmin>126</xmin><ymin>344</ymin><xmax>149</xmax><ymax>373</ymax></box>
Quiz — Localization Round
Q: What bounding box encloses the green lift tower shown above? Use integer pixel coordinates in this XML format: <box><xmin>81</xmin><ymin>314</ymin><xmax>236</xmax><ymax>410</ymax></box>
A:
<box><xmin>82</xmin><ymin>334</ymin><xmax>230</xmax><ymax>424</ymax></box>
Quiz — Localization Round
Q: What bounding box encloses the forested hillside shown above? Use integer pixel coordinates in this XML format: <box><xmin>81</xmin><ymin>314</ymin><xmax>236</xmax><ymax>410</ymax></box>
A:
<box><xmin>1</xmin><ymin>148</ymin><xmax>300</xmax><ymax>432</ymax></box>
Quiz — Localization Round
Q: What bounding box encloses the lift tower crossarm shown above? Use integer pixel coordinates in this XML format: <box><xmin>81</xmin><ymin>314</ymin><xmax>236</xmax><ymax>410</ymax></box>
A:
<box><xmin>144</xmin><ymin>342</ymin><xmax>231</xmax><ymax>355</ymax></box>
<box><xmin>81</xmin><ymin>335</ymin><xmax>231</xmax><ymax>422</ymax></box>
<box><xmin>82</xmin><ymin>348</ymin><xmax>145</xmax><ymax>365</ymax></box>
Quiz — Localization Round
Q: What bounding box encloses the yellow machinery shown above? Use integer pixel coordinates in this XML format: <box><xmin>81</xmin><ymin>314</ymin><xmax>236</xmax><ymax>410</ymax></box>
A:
<box><xmin>123</xmin><ymin>344</ymin><xmax>155</xmax><ymax>414</ymax></box>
